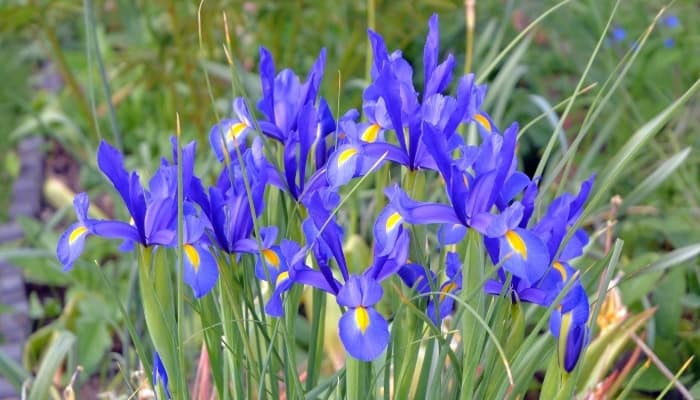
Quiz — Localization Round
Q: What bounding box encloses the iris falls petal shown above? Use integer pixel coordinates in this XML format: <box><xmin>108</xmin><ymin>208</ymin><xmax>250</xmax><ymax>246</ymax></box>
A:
<box><xmin>339</xmin><ymin>306</ymin><xmax>390</xmax><ymax>362</ymax></box>
<box><xmin>183</xmin><ymin>244</ymin><xmax>219</xmax><ymax>298</ymax></box>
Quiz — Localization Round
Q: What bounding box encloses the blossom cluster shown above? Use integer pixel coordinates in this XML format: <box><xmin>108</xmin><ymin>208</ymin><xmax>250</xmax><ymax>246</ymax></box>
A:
<box><xmin>57</xmin><ymin>15</ymin><xmax>593</xmax><ymax>372</ymax></box>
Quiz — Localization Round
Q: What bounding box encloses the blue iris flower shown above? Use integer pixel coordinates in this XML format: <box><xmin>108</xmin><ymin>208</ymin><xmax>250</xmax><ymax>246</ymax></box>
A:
<box><xmin>189</xmin><ymin>137</ymin><xmax>270</xmax><ymax>255</ymax></box>
<box><xmin>57</xmin><ymin>139</ymin><xmax>221</xmax><ymax>298</ymax></box>
<box><xmin>429</xmin><ymin>253</ymin><xmax>462</xmax><ymax>324</ymax></box>
<box><xmin>380</xmin><ymin>117</ymin><xmax>551</xmax><ymax>285</ymax></box>
<box><xmin>540</xmin><ymin>261</ymin><xmax>590</xmax><ymax>372</ymax></box>
<box><xmin>181</xmin><ymin>209</ymin><xmax>219</xmax><ymax>299</ymax></box>
<box><xmin>254</xmin><ymin>47</ymin><xmax>336</xmax><ymax>201</ymax></box>
<box><xmin>361</xmin><ymin>14</ymin><xmax>458</xmax><ymax>172</ymax></box>
<box><xmin>56</xmin><ymin>192</ymin><xmax>95</xmax><ymax>271</ymax></box>
<box><xmin>526</xmin><ymin>175</ymin><xmax>595</xmax><ymax>371</ymax></box>
<box><xmin>209</xmin><ymin>98</ymin><xmax>255</xmax><ymax>163</ymax></box>
<box><xmin>56</xmin><ymin>139</ymin><xmax>185</xmax><ymax>261</ymax></box>
<box><xmin>262</xmin><ymin>189</ymin><xmax>410</xmax><ymax>361</ymax></box>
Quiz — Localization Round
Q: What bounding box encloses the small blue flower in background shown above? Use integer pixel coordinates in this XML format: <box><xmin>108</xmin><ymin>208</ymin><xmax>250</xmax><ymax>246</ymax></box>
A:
<box><xmin>660</xmin><ymin>14</ymin><xmax>679</xmax><ymax>49</ymax></box>
<box><xmin>662</xmin><ymin>14</ymin><xmax>680</xmax><ymax>29</ymax></box>
<box><xmin>611</xmin><ymin>26</ymin><xmax>626</xmax><ymax>43</ymax></box>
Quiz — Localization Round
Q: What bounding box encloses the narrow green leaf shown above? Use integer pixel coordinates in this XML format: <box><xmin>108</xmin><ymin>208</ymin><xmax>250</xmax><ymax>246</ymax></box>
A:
<box><xmin>0</xmin><ymin>350</ymin><xmax>30</xmax><ymax>392</ymax></box>
<box><xmin>28</xmin><ymin>330</ymin><xmax>75</xmax><ymax>400</ymax></box>
<box><xmin>621</xmin><ymin>147</ymin><xmax>692</xmax><ymax>211</ymax></box>
<box><xmin>583</xmin><ymin>77</ymin><xmax>700</xmax><ymax>219</ymax></box>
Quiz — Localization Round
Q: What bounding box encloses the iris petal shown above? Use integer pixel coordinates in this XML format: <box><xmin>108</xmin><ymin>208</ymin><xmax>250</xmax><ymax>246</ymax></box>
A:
<box><xmin>183</xmin><ymin>244</ymin><xmax>219</xmax><ymax>298</ymax></box>
<box><xmin>498</xmin><ymin>228</ymin><xmax>550</xmax><ymax>285</ymax></box>
<box><xmin>97</xmin><ymin>141</ymin><xmax>131</xmax><ymax>211</ymax></box>
<box><xmin>339</xmin><ymin>306</ymin><xmax>390</xmax><ymax>361</ymax></box>
<box><xmin>327</xmin><ymin>145</ymin><xmax>360</xmax><ymax>188</ymax></box>
<box><xmin>374</xmin><ymin>206</ymin><xmax>403</xmax><ymax>256</ymax></box>
<box><xmin>57</xmin><ymin>222</ymin><xmax>89</xmax><ymax>271</ymax></box>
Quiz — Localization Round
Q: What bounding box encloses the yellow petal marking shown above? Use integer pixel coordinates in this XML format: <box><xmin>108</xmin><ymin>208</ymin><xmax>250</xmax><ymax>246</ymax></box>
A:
<box><xmin>361</xmin><ymin>123</ymin><xmax>381</xmax><ymax>143</ymax></box>
<box><xmin>439</xmin><ymin>282</ymin><xmax>458</xmax><ymax>303</ymax></box>
<box><xmin>262</xmin><ymin>249</ymin><xmax>281</xmax><ymax>269</ymax></box>
<box><xmin>228</xmin><ymin>122</ymin><xmax>248</xmax><ymax>140</ymax></box>
<box><xmin>275</xmin><ymin>271</ymin><xmax>289</xmax><ymax>286</ymax></box>
<box><xmin>184</xmin><ymin>244</ymin><xmax>201</xmax><ymax>272</ymax></box>
<box><xmin>385</xmin><ymin>212</ymin><xmax>402</xmax><ymax>232</ymax></box>
<box><xmin>337</xmin><ymin>148</ymin><xmax>358</xmax><ymax>167</ymax></box>
<box><xmin>474</xmin><ymin>113</ymin><xmax>492</xmax><ymax>132</ymax></box>
<box><xmin>68</xmin><ymin>226</ymin><xmax>88</xmax><ymax>245</ymax></box>
<box><xmin>355</xmin><ymin>306</ymin><xmax>370</xmax><ymax>334</ymax></box>
<box><xmin>553</xmin><ymin>261</ymin><xmax>567</xmax><ymax>281</ymax></box>
<box><xmin>558</xmin><ymin>312</ymin><xmax>573</xmax><ymax>367</ymax></box>
<box><xmin>505</xmin><ymin>230</ymin><xmax>528</xmax><ymax>260</ymax></box>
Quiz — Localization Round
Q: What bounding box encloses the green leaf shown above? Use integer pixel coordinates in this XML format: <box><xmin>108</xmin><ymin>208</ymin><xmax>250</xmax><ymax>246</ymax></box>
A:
<box><xmin>76</xmin><ymin>320</ymin><xmax>111</xmax><ymax>375</ymax></box>
<box><xmin>621</xmin><ymin>147</ymin><xmax>692</xmax><ymax>211</ymax></box>
<box><xmin>583</xmin><ymin>77</ymin><xmax>700</xmax><ymax>219</ymax></box>
<box><xmin>655</xmin><ymin>268</ymin><xmax>686</xmax><ymax>338</ymax></box>
<box><xmin>0</xmin><ymin>350</ymin><xmax>30</xmax><ymax>392</ymax></box>
<box><xmin>28</xmin><ymin>330</ymin><xmax>76</xmax><ymax>400</ymax></box>
<box><xmin>577</xmin><ymin>308</ymin><xmax>655</xmax><ymax>394</ymax></box>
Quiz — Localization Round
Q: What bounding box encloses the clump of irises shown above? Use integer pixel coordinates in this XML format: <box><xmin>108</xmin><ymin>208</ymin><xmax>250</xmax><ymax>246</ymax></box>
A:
<box><xmin>57</xmin><ymin>13</ymin><xmax>594</xmax><ymax>384</ymax></box>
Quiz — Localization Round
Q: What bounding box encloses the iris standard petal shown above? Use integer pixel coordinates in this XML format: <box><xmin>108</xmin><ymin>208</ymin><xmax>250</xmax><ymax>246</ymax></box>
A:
<box><xmin>437</xmin><ymin>224</ymin><xmax>467</xmax><ymax>246</ymax></box>
<box><xmin>337</xmin><ymin>275</ymin><xmax>383</xmax><ymax>308</ymax></box>
<box><xmin>424</xmin><ymin>54</ymin><xmax>454</xmax><ymax>98</ymax></box>
<box><xmin>339</xmin><ymin>306</ymin><xmax>390</xmax><ymax>361</ymax></box>
<box><xmin>183</xmin><ymin>244</ymin><xmax>219</xmax><ymax>298</ymax></box>
<box><xmin>498</xmin><ymin>172</ymin><xmax>531</xmax><ymax>209</ymax></box>
<box><xmin>398</xmin><ymin>264</ymin><xmax>435</xmax><ymax>294</ymax></box>
<box><xmin>423</xmin><ymin>14</ymin><xmax>439</xmax><ymax>91</ymax></box>
<box><xmin>485</xmin><ymin>202</ymin><xmax>524</xmax><ymax>238</ymax></box>
<box><xmin>559</xmin><ymin>228</ymin><xmax>589</xmax><ymax>261</ymax></box>
<box><xmin>96</xmin><ymin>141</ymin><xmax>131</xmax><ymax>209</ymax></box>
<box><xmin>73</xmin><ymin>192</ymin><xmax>90</xmax><ymax>224</ymax></box>
<box><xmin>445</xmin><ymin>252</ymin><xmax>461</xmax><ymax>278</ymax></box>
<box><xmin>257</xmin><ymin>47</ymin><xmax>276</xmax><ymax>122</ymax></box>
